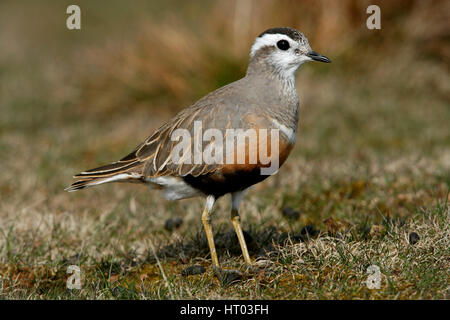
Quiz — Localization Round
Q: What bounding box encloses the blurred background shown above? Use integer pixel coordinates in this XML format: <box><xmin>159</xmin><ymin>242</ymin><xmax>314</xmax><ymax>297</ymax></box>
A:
<box><xmin>0</xmin><ymin>0</ymin><xmax>449</xmax><ymax>298</ymax></box>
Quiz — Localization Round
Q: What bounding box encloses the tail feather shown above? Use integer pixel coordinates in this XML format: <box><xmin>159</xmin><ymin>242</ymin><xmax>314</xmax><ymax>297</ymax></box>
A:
<box><xmin>65</xmin><ymin>178</ymin><xmax>98</xmax><ymax>192</ymax></box>
<box><xmin>66</xmin><ymin>160</ymin><xmax>144</xmax><ymax>192</ymax></box>
<box><xmin>74</xmin><ymin>160</ymin><xmax>142</xmax><ymax>178</ymax></box>
<box><xmin>65</xmin><ymin>172</ymin><xmax>144</xmax><ymax>192</ymax></box>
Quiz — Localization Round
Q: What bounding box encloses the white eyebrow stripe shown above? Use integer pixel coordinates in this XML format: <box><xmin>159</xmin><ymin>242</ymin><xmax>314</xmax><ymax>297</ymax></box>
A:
<box><xmin>250</xmin><ymin>34</ymin><xmax>293</xmax><ymax>57</ymax></box>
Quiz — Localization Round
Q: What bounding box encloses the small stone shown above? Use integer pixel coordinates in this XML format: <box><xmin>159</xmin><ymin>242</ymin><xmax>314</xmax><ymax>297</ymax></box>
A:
<box><xmin>290</xmin><ymin>234</ymin><xmax>304</xmax><ymax>243</ymax></box>
<box><xmin>181</xmin><ymin>265</ymin><xmax>206</xmax><ymax>276</ymax></box>
<box><xmin>164</xmin><ymin>217</ymin><xmax>183</xmax><ymax>231</ymax></box>
<box><xmin>278</xmin><ymin>232</ymin><xmax>290</xmax><ymax>244</ymax></box>
<box><xmin>409</xmin><ymin>232</ymin><xmax>420</xmax><ymax>245</ymax></box>
<box><xmin>282</xmin><ymin>207</ymin><xmax>300</xmax><ymax>220</ymax></box>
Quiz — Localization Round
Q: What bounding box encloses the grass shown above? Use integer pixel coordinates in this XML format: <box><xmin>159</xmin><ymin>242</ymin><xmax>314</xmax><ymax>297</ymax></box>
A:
<box><xmin>0</xmin><ymin>0</ymin><xmax>449</xmax><ymax>299</ymax></box>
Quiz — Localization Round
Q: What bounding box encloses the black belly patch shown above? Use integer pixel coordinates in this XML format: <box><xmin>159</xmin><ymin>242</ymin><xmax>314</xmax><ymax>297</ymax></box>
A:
<box><xmin>183</xmin><ymin>168</ymin><xmax>269</xmax><ymax>198</ymax></box>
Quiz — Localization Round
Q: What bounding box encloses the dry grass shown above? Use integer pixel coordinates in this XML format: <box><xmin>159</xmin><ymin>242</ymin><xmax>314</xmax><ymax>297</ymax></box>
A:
<box><xmin>0</xmin><ymin>0</ymin><xmax>449</xmax><ymax>299</ymax></box>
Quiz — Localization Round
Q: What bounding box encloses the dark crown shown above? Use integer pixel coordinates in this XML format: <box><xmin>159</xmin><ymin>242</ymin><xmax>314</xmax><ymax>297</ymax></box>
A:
<box><xmin>258</xmin><ymin>27</ymin><xmax>304</xmax><ymax>42</ymax></box>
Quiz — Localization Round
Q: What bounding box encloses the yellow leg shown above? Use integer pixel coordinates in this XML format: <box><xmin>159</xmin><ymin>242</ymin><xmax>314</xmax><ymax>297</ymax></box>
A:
<box><xmin>231</xmin><ymin>208</ymin><xmax>252</xmax><ymax>266</ymax></box>
<box><xmin>202</xmin><ymin>196</ymin><xmax>220</xmax><ymax>271</ymax></box>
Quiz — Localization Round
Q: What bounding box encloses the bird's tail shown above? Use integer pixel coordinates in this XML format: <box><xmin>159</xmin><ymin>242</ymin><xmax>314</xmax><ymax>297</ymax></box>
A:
<box><xmin>65</xmin><ymin>160</ymin><xmax>144</xmax><ymax>192</ymax></box>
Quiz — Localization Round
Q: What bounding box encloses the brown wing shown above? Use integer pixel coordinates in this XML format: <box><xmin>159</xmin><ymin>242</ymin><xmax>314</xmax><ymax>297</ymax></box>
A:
<box><xmin>73</xmin><ymin>113</ymin><xmax>224</xmax><ymax>180</ymax></box>
<box><xmin>130</xmin><ymin>102</ymin><xmax>256</xmax><ymax>178</ymax></box>
<box><xmin>72</xmin><ymin>79</ymin><xmax>277</xmax><ymax>181</ymax></box>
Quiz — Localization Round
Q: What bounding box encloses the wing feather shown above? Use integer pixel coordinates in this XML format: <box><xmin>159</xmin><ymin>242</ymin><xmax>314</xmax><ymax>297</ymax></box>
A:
<box><xmin>70</xmin><ymin>77</ymin><xmax>275</xmax><ymax>183</ymax></box>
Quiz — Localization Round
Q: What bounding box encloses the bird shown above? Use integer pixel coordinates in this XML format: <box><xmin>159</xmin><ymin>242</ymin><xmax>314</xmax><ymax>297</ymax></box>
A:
<box><xmin>66</xmin><ymin>27</ymin><xmax>330</xmax><ymax>277</ymax></box>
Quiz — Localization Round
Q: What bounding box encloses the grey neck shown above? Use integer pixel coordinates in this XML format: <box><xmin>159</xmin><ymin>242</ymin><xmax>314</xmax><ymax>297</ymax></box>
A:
<box><xmin>246</xmin><ymin>56</ymin><xmax>297</xmax><ymax>92</ymax></box>
<box><xmin>245</xmin><ymin>56</ymin><xmax>300</xmax><ymax>131</ymax></box>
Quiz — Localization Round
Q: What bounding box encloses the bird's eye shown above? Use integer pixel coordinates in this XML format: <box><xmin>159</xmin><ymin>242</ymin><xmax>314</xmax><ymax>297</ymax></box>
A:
<box><xmin>276</xmin><ymin>40</ymin><xmax>290</xmax><ymax>51</ymax></box>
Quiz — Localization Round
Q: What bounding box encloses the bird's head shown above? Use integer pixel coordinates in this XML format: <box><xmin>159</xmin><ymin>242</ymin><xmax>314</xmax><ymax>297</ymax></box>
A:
<box><xmin>248</xmin><ymin>27</ymin><xmax>330</xmax><ymax>79</ymax></box>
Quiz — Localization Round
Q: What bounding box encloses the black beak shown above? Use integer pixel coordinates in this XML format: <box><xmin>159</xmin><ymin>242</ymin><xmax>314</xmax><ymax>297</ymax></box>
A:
<box><xmin>307</xmin><ymin>51</ymin><xmax>331</xmax><ymax>63</ymax></box>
